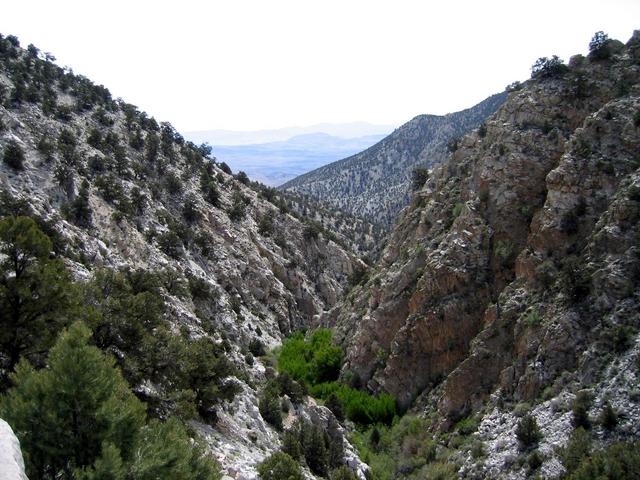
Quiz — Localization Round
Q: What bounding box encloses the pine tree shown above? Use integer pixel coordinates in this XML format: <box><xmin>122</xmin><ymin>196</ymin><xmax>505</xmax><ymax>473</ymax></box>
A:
<box><xmin>3</xmin><ymin>140</ymin><xmax>25</xmax><ymax>170</ymax></box>
<box><xmin>257</xmin><ymin>452</ymin><xmax>304</xmax><ymax>480</ymax></box>
<box><xmin>0</xmin><ymin>323</ymin><xmax>221</xmax><ymax>480</ymax></box>
<box><xmin>0</xmin><ymin>216</ymin><xmax>87</xmax><ymax>380</ymax></box>
<box><xmin>0</xmin><ymin>322</ymin><xmax>147</xmax><ymax>478</ymax></box>
<box><xmin>302</xmin><ymin>423</ymin><xmax>329</xmax><ymax>477</ymax></box>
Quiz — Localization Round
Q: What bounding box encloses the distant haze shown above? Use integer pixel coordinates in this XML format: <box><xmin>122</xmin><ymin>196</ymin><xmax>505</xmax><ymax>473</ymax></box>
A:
<box><xmin>185</xmin><ymin>122</ymin><xmax>396</xmax><ymax>146</ymax></box>
<box><xmin>190</xmin><ymin>129</ymin><xmax>390</xmax><ymax>186</ymax></box>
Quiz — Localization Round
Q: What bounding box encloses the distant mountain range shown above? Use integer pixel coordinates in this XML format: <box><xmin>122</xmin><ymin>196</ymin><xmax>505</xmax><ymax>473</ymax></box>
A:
<box><xmin>280</xmin><ymin>92</ymin><xmax>508</xmax><ymax>227</ymax></box>
<box><xmin>184</xmin><ymin>123</ymin><xmax>395</xmax><ymax>186</ymax></box>
<box><xmin>185</xmin><ymin>122</ymin><xmax>396</xmax><ymax>146</ymax></box>
<box><xmin>205</xmin><ymin>132</ymin><xmax>388</xmax><ymax>186</ymax></box>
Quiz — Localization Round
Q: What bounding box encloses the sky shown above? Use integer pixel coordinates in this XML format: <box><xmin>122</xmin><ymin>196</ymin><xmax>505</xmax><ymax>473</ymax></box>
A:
<box><xmin>1</xmin><ymin>1</ymin><xmax>639</xmax><ymax>132</ymax></box>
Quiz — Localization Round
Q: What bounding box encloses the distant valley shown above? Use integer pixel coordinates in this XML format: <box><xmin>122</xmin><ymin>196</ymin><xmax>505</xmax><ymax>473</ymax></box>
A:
<box><xmin>185</xmin><ymin>123</ymin><xmax>394</xmax><ymax>186</ymax></box>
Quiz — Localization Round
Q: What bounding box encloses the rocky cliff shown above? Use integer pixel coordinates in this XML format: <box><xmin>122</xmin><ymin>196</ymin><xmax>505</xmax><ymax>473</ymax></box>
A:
<box><xmin>324</xmin><ymin>31</ymin><xmax>640</xmax><ymax>477</ymax></box>
<box><xmin>281</xmin><ymin>92</ymin><xmax>507</xmax><ymax>228</ymax></box>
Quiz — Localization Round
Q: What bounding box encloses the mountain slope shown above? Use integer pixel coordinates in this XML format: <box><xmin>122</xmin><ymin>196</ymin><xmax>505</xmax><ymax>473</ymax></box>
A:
<box><xmin>323</xmin><ymin>31</ymin><xmax>640</xmax><ymax>478</ymax></box>
<box><xmin>0</xmin><ymin>34</ymin><xmax>364</xmax><ymax>478</ymax></box>
<box><xmin>281</xmin><ymin>92</ymin><xmax>507</xmax><ymax>227</ymax></box>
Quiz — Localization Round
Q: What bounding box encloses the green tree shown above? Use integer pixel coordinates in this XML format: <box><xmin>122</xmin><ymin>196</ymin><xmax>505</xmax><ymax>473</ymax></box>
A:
<box><xmin>572</xmin><ymin>391</ymin><xmax>592</xmax><ymax>430</ymax></box>
<box><xmin>331</xmin><ymin>465</ymin><xmax>358</xmax><ymax>480</ymax></box>
<box><xmin>411</xmin><ymin>167</ymin><xmax>429</xmax><ymax>191</ymax></box>
<box><xmin>0</xmin><ymin>322</ymin><xmax>146</xmax><ymax>478</ymax></box>
<box><xmin>302</xmin><ymin>422</ymin><xmax>330</xmax><ymax>477</ymax></box>
<box><xmin>281</xmin><ymin>429</ymin><xmax>303</xmax><ymax>461</ymax></box>
<box><xmin>257</xmin><ymin>452</ymin><xmax>304</xmax><ymax>480</ymax></box>
<box><xmin>1</xmin><ymin>322</ymin><xmax>221</xmax><ymax>480</ymax></box>
<box><xmin>126</xmin><ymin>418</ymin><xmax>220</xmax><ymax>480</ymax></box>
<box><xmin>3</xmin><ymin>140</ymin><xmax>25</xmax><ymax>170</ymax></box>
<box><xmin>259</xmin><ymin>381</ymin><xmax>282</xmax><ymax>430</ymax></box>
<box><xmin>515</xmin><ymin>414</ymin><xmax>542</xmax><ymax>450</ymax></box>
<box><xmin>589</xmin><ymin>31</ymin><xmax>611</xmax><ymax>60</ymax></box>
<box><xmin>560</xmin><ymin>427</ymin><xmax>591</xmax><ymax>472</ymax></box>
<box><xmin>531</xmin><ymin>55</ymin><xmax>568</xmax><ymax>79</ymax></box>
<box><xmin>67</xmin><ymin>180</ymin><xmax>92</xmax><ymax>227</ymax></box>
<box><xmin>0</xmin><ymin>216</ymin><xmax>85</xmax><ymax>380</ymax></box>
<box><xmin>598</xmin><ymin>401</ymin><xmax>618</xmax><ymax>431</ymax></box>
<box><xmin>567</xmin><ymin>442</ymin><xmax>639</xmax><ymax>480</ymax></box>
<box><xmin>236</xmin><ymin>171</ymin><xmax>250</xmax><ymax>185</ymax></box>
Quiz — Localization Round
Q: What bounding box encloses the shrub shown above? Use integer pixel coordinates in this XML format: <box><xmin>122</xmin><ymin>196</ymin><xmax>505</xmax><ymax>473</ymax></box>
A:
<box><xmin>302</xmin><ymin>422</ymin><xmax>330</xmax><ymax>476</ymax></box>
<box><xmin>219</xmin><ymin>162</ymin><xmax>232</xmax><ymax>175</ymax></box>
<box><xmin>164</xmin><ymin>172</ymin><xmax>183</xmax><ymax>195</ymax></box>
<box><xmin>281</xmin><ymin>429</ymin><xmax>303</xmax><ymax>460</ymax></box>
<box><xmin>258</xmin><ymin>214</ymin><xmax>274</xmax><ymax>236</ymax></box>
<box><xmin>67</xmin><ymin>180</ymin><xmax>92</xmax><ymax>227</ymax></box>
<box><xmin>201</xmin><ymin>175</ymin><xmax>220</xmax><ymax>207</ymax></box>
<box><xmin>589</xmin><ymin>31</ymin><xmax>611</xmax><ymax>61</ymax></box>
<box><xmin>228</xmin><ymin>192</ymin><xmax>247</xmax><ymax>221</ymax></box>
<box><xmin>455</xmin><ymin>416</ymin><xmax>479</xmax><ymax>435</ymax></box>
<box><xmin>527</xmin><ymin>450</ymin><xmax>543</xmax><ymax>471</ymax></box>
<box><xmin>331</xmin><ymin>465</ymin><xmax>358</xmax><ymax>480</ymax></box>
<box><xmin>182</xmin><ymin>196</ymin><xmax>200</xmax><ymax>223</ymax></box>
<box><xmin>187</xmin><ymin>274</ymin><xmax>212</xmax><ymax>302</ymax></box>
<box><xmin>37</xmin><ymin>135</ymin><xmax>56</xmax><ymax>162</ymax></box>
<box><xmin>157</xmin><ymin>230</ymin><xmax>183</xmax><ymax>259</ymax></box>
<box><xmin>515</xmin><ymin>414</ymin><xmax>542</xmax><ymax>450</ymax></box>
<box><xmin>249</xmin><ymin>338</ymin><xmax>266</xmax><ymax>357</ymax></box>
<box><xmin>348</xmin><ymin>264</ymin><xmax>370</xmax><ymax>287</ymax></box>
<box><xmin>311</xmin><ymin>383</ymin><xmax>396</xmax><ymax>425</ymax></box>
<box><xmin>572</xmin><ymin>391</ymin><xmax>592</xmax><ymax>430</ymax></box>
<box><xmin>325</xmin><ymin>392</ymin><xmax>345</xmax><ymax>421</ymax></box>
<box><xmin>531</xmin><ymin>55</ymin><xmax>568</xmax><ymax>79</ymax></box>
<box><xmin>2</xmin><ymin>140</ymin><xmax>25</xmax><ymax>170</ymax></box>
<box><xmin>561</xmin><ymin>255</ymin><xmax>591</xmax><ymax>301</ymax></box>
<box><xmin>259</xmin><ymin>381</ymin><xmax>283</xmax><ymax>430</ymax></box>
<box><xmin>598</xmin><ymin>401</ymin><xmax>618</xmax><ymax>431</ymax></box>
<box><xmin>278</xmin><ymin>329</ymin><xmax>396</xmax><ymax>425</ymax></box>
<box><xmin>560</xmin><ymin>427</ymin><xmax>591</xmax><ymax>472</ymax></box>
<box><xmin>494</xmin><ymin>239</ymin><xmax>515</xmax><ymax>268</ymax></box>
<box><xmin>303</xmin><ymin>221</ymin><xmax>321</xmax><ymax>240</ymax></box>
<box><xmin>567</xmin><ymin>441</ymin><xmax>640</xmax><ymax>480</ymax></box>
<box><xmin>257</xmin><ymin>452</ymin><xmax>304</xmax><ymax>480</ymax></box>
<box><xmin>236</xmin><ymin>171</ymin><xmax>250</xmax><ymax>185</ymax></box>
<box><xmin>451</xmin><ymin>202</ymin><xmax>464</xmax><ymax>218</ymax></box>
<box><xmin>411</xmin><ymin>167</ymin><xmax>429</xmax><ymax>191</ymax></box>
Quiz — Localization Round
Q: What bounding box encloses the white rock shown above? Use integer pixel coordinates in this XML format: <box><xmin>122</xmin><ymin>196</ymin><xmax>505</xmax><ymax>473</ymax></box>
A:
<box><xmin>0</xmin><ymin>419</ymin><xmax>28</xmax><ymax>480</ymax></box>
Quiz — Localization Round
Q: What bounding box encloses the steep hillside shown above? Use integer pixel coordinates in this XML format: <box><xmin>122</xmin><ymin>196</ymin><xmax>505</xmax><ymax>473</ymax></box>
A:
<box><xmin>281</xmin><ymin>92</ymin><xmax>507</xmax><ymax>227</ymax></box>
<box><xmin>324</xmin><ymin>31</ymin><xmax>640</xmax><ymax>478</ymax></box>
<box><xmin>281</xmin><ymin>189</ymin><xmax>387</xmax><ymax>259</ymax></box>
<box><xmin>0</xmin><ymin>34</ymin><xmax>365</xmax><ymax>479</ymax></box>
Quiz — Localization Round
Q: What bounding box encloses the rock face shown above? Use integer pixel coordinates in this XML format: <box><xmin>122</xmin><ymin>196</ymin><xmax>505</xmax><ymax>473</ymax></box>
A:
<box><xmin>0</xmin><ymin>418</ymin><xmax>27</xmax><ymax>480</ymax></box>
<box><xmin>281</xmin><ymin>92</ymin><xmax>507</xmax><ymax>228</ymax></box>
<box><xmin>326</xmin><ymin>30</ymin><xmax>640</xmax><ymax>439</ymax></box>
<box><xmin>0</xmin><ymin>36</ymin><xmax>360</xmax><ymax>477</ymax></box>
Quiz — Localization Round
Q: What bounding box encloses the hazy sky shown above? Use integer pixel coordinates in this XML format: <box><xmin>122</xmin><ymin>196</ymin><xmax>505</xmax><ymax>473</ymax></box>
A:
<box><xmin>1</xmin><ymin>1</ymin><xmax>638</xmax><ymax>132</ymax></box>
